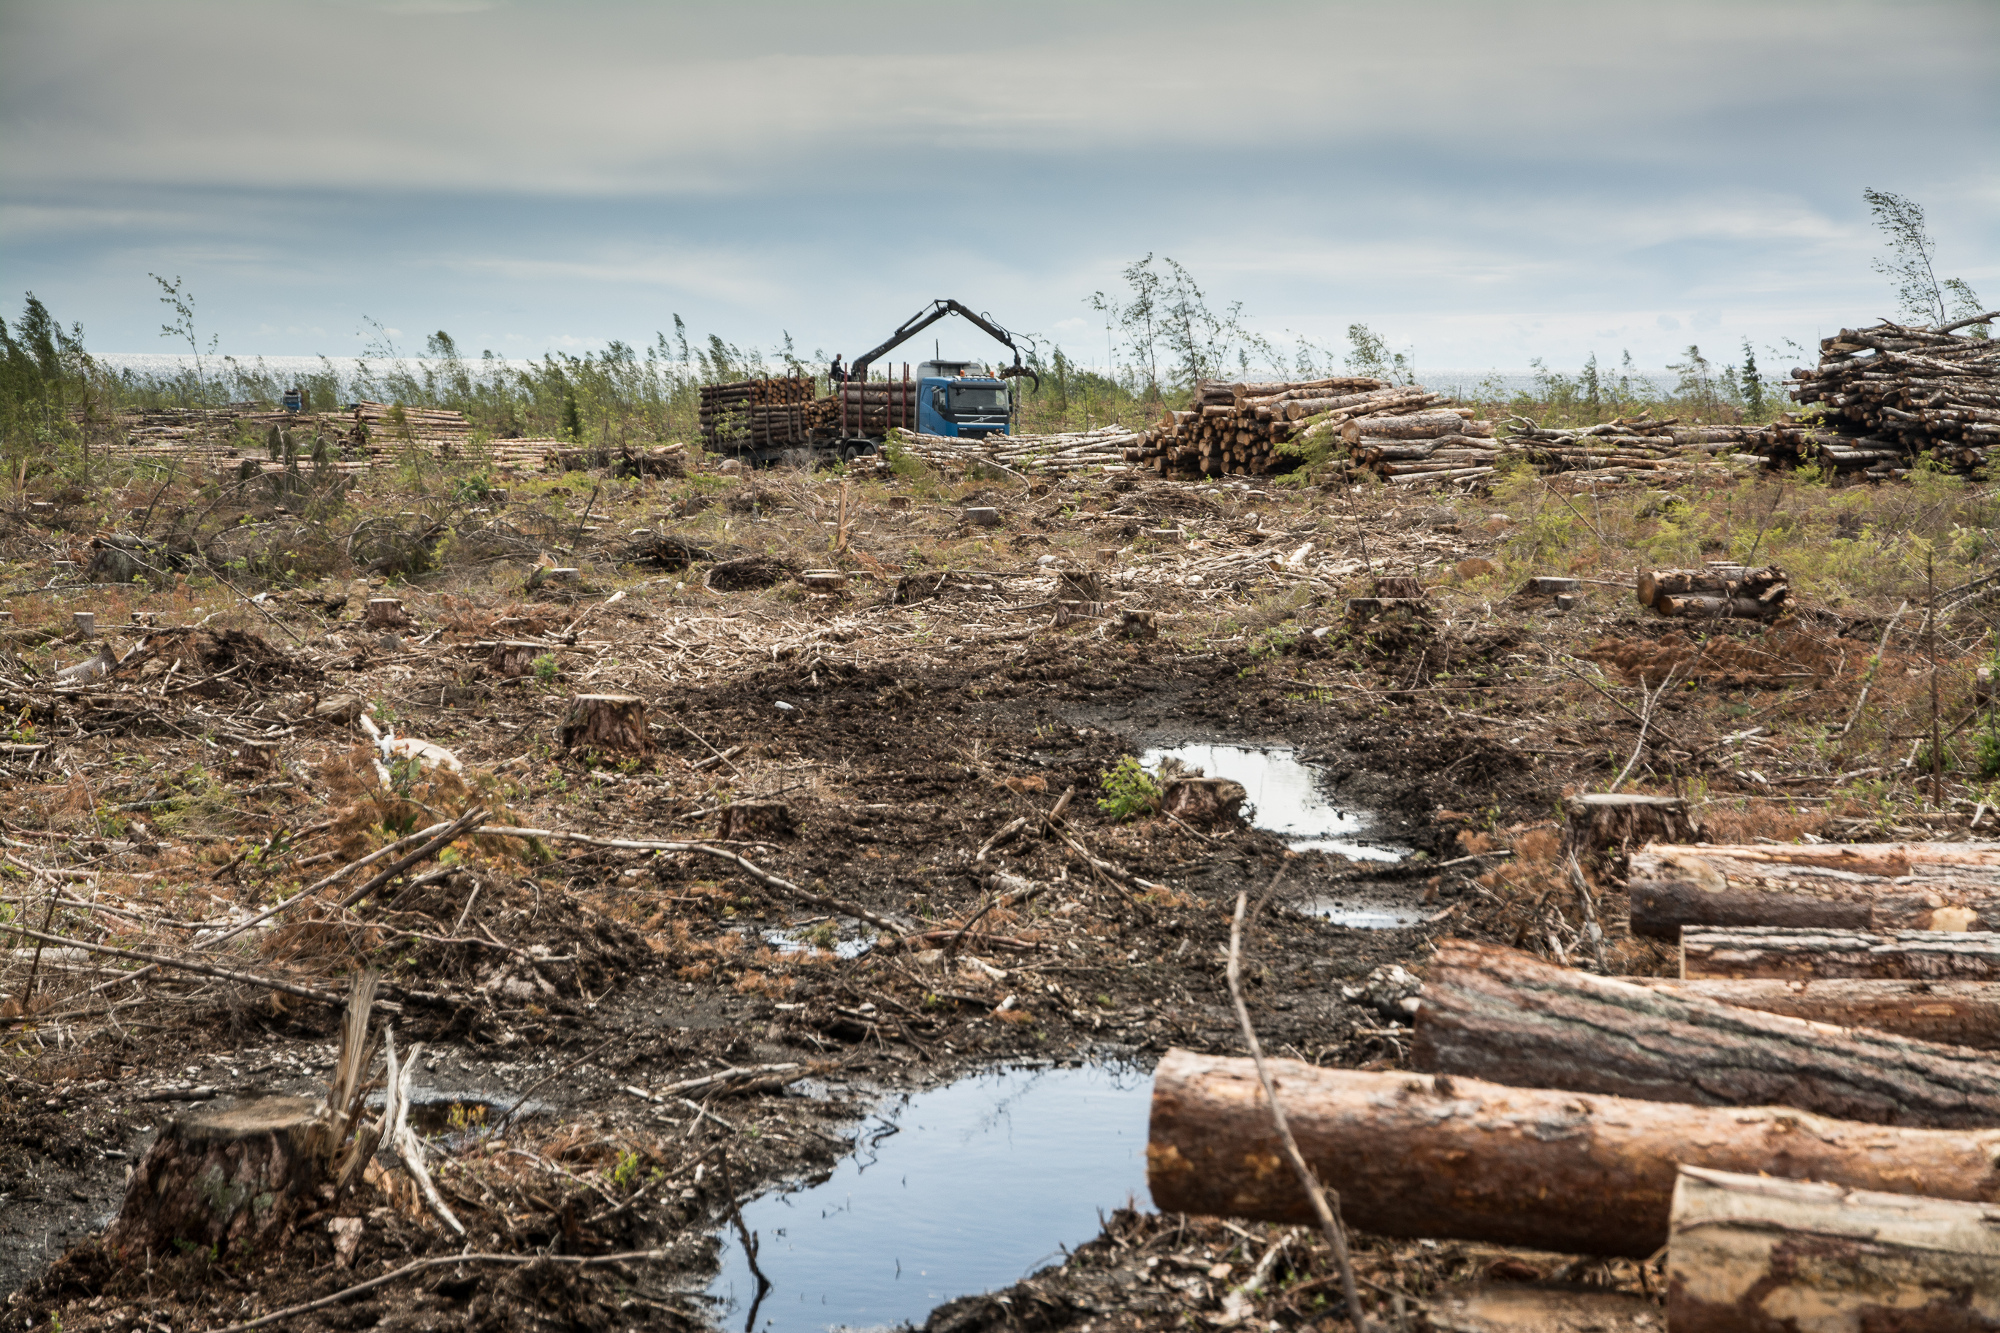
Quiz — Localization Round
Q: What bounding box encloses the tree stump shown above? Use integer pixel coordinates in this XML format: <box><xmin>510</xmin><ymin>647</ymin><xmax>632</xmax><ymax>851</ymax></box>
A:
<box><xmin>797</xmin><ymin>569</ymin><xmax>848</xmax><ymax>593</ymax></box>
<box><xmin>963</xmin><ymin>507</ymin><xmax>1001</xmax><ymax>527</ymax></box>
<box><xmin>718</xmin><ymin>801</ymin><xmax>795</xmax><ymax>841</ymax></box>
<box><xmin>1118</xmin><ymin>610</ymin><xmax>1157</xmax><ymax>640</ymax></box>
<box><xmin>1373</xmin><ymin>575</ymin><xmax>1424</xmax><ymax>600</ymax></box>
<box><xmin>1056</xmin><ymin>569</ymin><xmax>1103</xmax><ymax>601</ymax></box>
<box><xmin>1565</xmin><ymin>793</ymin><xmax>1695</xmax><ymax>858</ymax></box>
<box><xmin>364</xmin><ymin>597</ymin><xmax>408</xmax><ymax>629</ymax></box>
<box><xmin>1161</xmin><ymin>777</ymin><xmax>1247</xmax><ymax>827</ymax></box>
<box><xmin>558</xmin><ymin>693</ymin><xmax>651</xmax><ymax>756</ymax></box>
<box><xmin>488</xmin><ymin>643</ymin><xmax>537</xmax><ymax>678</ymax></box>
<box><xmin>105</xmin><ymin>1096</ymin><xmax>325</xmax><ymax>1258</ymax></box>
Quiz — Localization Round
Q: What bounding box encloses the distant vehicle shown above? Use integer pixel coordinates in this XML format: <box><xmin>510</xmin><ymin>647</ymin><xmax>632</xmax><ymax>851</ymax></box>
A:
<box><xmin>282</xmin><ymin>387</ymin><xmax>305</xmax><ymax>413</ymax></box>
<box><xmin>701</xmin><ymin>300</ymin><xmax>1040</xmax><ymax>465</ymax></box>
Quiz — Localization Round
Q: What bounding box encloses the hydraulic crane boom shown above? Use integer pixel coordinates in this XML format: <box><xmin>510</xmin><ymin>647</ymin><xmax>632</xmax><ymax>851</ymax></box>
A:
<box><xmin>850</xmin><ymin>299</ymin><xmax>1040</xmax><ymax>390</ymax></box>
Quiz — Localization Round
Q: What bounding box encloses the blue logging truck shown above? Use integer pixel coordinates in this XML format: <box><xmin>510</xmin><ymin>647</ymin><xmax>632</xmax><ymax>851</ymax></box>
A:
<box><xmin>698</xmin><ymin>300</ymin><xmax>1039</xmax><ymax>465</ymax></box>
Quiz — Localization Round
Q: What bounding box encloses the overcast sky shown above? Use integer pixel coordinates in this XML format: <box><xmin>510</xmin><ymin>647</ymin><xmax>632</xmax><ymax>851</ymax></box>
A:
<box><xmin>2</xmin><ymin>0</ymin><xmax>1995</xmax><ymax>376</ymax></box>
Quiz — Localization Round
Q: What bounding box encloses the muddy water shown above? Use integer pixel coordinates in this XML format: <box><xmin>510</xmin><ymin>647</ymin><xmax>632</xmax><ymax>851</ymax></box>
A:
<box><xmin>1140</xmin><ymin>742</ymin><xmax>1426</xmax><ymax>928</ymax></box>
<box><xmin>708</xmin><ymin>1063</ymin><xmax>1151</xmax><ymax>1333</ymax></box>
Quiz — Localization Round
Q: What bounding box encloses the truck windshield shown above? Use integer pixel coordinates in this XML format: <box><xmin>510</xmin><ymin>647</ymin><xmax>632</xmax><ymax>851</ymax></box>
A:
<box><xmin>950</xmin><ymin>385</ymin><xmax>1009</xmax><ymax>414</ymax></box>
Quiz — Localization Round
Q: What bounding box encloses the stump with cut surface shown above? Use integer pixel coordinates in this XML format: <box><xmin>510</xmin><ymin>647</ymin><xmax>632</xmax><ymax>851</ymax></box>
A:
<box><xmin>718</xmin><ymin>801</ymin><xmax>794</xmax><ymax>841</ymax></box>
<box><xmin>1413</xmin><ymin>939</ymin><xmax>2000</xmax><ymax>1128</ymax></box>
<box><xmin>1160</xmin><ymin>777</ymin><xmax>1247</xmax><ymax>827</ymax></box>
<box><xmin>558</xmin><ymin>693</ymin><xmax>651</xmax><ymax>757</ymax></box>
<box><xmin>1145</xmin><ymin>1049</ymin><xmax>2000</xmax><ymax>1259</ymax></box>
<box><xmin>1565</xmin><ymin>793</ymin><xmax>1695</xmax><ymax>858</ymax></box>
<box><xmin>364</xmin><ymin>597</ymin><xmax>408</xmax><ymax>629</ymax></box>
<box><xmin>105</xmin><ymin>1096</ymin><xmax>326</xmax><ymax>1258</ymax></box>
<box><xmin>1667</xmin><ymin>1166</ymin><xmax>2000</xmax><ymax>1332</ymax></box>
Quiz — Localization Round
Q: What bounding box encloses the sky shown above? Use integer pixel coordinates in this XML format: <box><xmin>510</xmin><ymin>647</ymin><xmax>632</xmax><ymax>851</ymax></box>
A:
<box><xmin>2</xmin><ymin>0</ymin><xmax>1996</xmax><ymax>377</ymax></box>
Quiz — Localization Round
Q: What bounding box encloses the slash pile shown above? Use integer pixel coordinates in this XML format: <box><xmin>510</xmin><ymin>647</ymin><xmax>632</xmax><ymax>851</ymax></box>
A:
<box><xmin>1783</xmin><ymin>314</ymin><xmax>2000</xmax><ymax>476</ymax></box>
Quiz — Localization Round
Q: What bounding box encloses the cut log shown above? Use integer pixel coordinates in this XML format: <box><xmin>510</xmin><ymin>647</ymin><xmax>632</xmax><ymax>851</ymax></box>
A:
<box><xmin>1631</xmin><ymin>977</ymin><xmax>2000</xmax><ymax>1050</ymax></box>
<box><xmin>1683</xmin><ymin>927</ymin><xmax>2000</xmax><ymax>981</ymax></box>
<box><xmin>1666</xmin><ymin>1166</ymin><xmax>2000</xmax><ymax>1332</ymax></box>
<box><xmin>1565</xmin><ymin>793</ymin><xmax>1695</xmax><ymax>857</ymax></box>
<box><xmin>105</xmin><ymin>1096</ymin><xmax>326</xmax><ymax>1258</ymax></box>
<box><xmin>557</xmin><ymin>693</ymin><xmax>652</xmax><ymax>756</ymax></box>
<box><xmin>1412</xmin><ymin>939</ymin><xmax>2000</xmax><ymax>1127</ymax></box>
<box><xmin>1657</xmin><ymin>593</ymin><xmax>1784</xmax><ymax>621</ymax></box>
<box><xmin>1629</xmin><ymin>843</ymin><xmax>2000</xmax><ymax>939</ymax></box>
<box><xmin>1635</xmin><ymin>565</ymin><xmax>1786</xmax><ymax>612</ymax></box>
<box><xmin>1419</xmin><ymin>1284</ymin><xmax>1661</xmax><ymax>1333</ymax></box>
<box><xmin>1145</xmin><ymin>1050</ymin><xmax>2000</xmax><ymax>1259</ymax></box>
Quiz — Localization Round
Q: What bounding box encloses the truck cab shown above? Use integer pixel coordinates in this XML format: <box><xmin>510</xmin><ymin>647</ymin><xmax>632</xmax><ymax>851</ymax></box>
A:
<box><xmin>916</xmin><ymin>360</ymin><xmax>1012</xmax><ymax>439</ymax></box>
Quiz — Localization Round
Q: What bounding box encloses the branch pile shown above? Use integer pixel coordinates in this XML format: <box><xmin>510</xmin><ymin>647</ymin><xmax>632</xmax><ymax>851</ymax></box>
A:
<box><xmin>1783</xmin><ymin>313</ymin><xmax>2000</xmax><ymax>476</ymax></box>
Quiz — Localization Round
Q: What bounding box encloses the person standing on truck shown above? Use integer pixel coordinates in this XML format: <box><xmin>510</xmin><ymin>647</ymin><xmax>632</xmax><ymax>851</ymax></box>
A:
<box><xmin>828</xmin><ymin>354</ymin><xmax>847</xmax><ymax>384</ymax></box>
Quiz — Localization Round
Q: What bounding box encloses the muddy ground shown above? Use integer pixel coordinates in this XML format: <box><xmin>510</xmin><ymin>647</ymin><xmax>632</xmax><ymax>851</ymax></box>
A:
<box><xmin>0</xmin><ymin>454</ymin><xmax>1970</xmax><ymax>1330</ymax></box>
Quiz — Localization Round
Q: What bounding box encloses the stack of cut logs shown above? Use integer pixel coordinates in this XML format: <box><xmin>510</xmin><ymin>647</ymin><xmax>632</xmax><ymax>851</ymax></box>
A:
<box><xmin>1130</xmin><ymin>378</ymin><xmax>1455</xmax><ymax>478</ymax></box>
<box><xmin>1635</xmin><ymin>561</ymin><xmax>1789</xmax><ymax>621</ymax></box>
<box><xmin>697</xmin><ymin>376</ymin><xmax>821</xmax><ymax>450</ymax></box>
<box><xmin>833</xmin><ymin>378</ymin><xmax>920</xmax><ymax>437</ymax></box>
<box><xmin>1151</xmin><ymin>828</ymin><xmax>2000</xmax><ymax>1326</ymax></box>
<box><xmin>893</xmin><ymin>425</ymin><xmax>1139</xmax><ymax>474</ymax></box>
<box><xmin>351</xmin><ymin>401</ymin><xmax>473</xmax><ymax>445</ymax></box>
<box><xmin>1503</xmin><ymin>414</ymin><xmax>1773</xmax><ymax>479</ymax></box>
<box><xmin>1341</xmin><ymin>407</ymin><xmax>1499</xmax><ymax>486</ymax></box>
<box><xmin>1783</xmin><ymin>312</ymin><xmax>2000</xmax><ymax>476</ymax></box>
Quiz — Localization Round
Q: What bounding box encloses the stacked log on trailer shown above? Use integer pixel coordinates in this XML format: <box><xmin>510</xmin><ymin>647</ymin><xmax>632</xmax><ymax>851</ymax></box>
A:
<box><xmin>697</xmin><ymin>376</ymin><xmax>821</xmax><ymax>451</ymax></box>
<box><xmin>833</xmin><ymin>375</ymin><xmax>920</xmax><ymax>438</ymax></box>
<box><xmin>1782</xmin><ymin>310</ymin><xmax>2000</xmax><ymax>477</ymax></box>
<box><xmin>1149</xmin><ymin>838</ymin><xmax>2000</xmax><ymax>1324</ymax></box>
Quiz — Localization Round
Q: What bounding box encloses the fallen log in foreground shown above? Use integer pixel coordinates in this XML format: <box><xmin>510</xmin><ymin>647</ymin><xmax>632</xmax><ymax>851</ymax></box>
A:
<box><xmin>1412</xmin><ymin>940</ymin><xmax>2000</xmax><ymax>1127</ymax></box>
<box><xmin>1667</xmin><ymin>1166</ymin><xmax>2000</xmax><ymax>1332</ymax></box>
<box><xmin>1631</xmin><ymin>977</ymin><xmax>2000</xmax><ymax>1050</ymax></box>
<box><xmin>1683</xmin><ymin>927</ymin><xmax>2000</xmax><ymax>981</ymax></box>
<box><xmin>1146</xmin><ymin>1049</ymin><xmax>2000</xmax><ymax>1259</ymax></box>
<box><xmin>1629</xmin><ymin>842</ymin><xmax>2000</xmax><ymax>939</ymax></box>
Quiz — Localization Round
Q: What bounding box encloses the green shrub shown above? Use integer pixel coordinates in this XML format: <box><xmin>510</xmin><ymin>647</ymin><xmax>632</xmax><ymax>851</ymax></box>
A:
<box><xmin>1097</xmin><ymin>756</ymin><xmax>1162</xmax><ymax>821</ymax></box>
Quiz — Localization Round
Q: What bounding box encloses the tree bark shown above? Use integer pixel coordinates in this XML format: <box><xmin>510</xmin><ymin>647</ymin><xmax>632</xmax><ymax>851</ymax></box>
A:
<box><xmin>1631</xmin><ymin>977</ymin><xmax>2000</xmax><ymax>1050</ymax></box>
<box><xmin>1657</xmin><ymin>594</ymin><xmax>1785</xmax><ymax>621</ymax></box>
<box><xmin>1146</xmin><ymin>1050</ymin><xmax>2000</xmax><ymax>1259</ymax></box>
<box><xmin>1683</xmin><ymin>927</ymin><xmax>2000</xmax><ymax>981</ymax></box>
<box><xmin>1339</xmin><ymin>411</ymin><xmax>1468</xmax><ymax>443</ymax></box>
<box><xmin>1666</xmin><ymin>1166</ymin><xmax>2000</xmax><ymax>1332</ymax></box>
<box><xmin>1421</xmin><ymin>1284</ymin><xmax>1661</xmax><ymax>1333</ymax></box>
<box><xmin>1635</xmin><ymin>566</ymin><xmax>1785</xmax><ymax>612</ymax></box>
<box><xmin>1412</xmin><ymin>940</ymin><xmax>2000</xmax><ymax>1127</ymax></box>
<box><xmin>557</xmin><ymin>693</ymin><xmax>652</xmax><ymax>757</ymax></box>
<box><xmin>105</xmin><ymin>1096</ymin><xmax>326</xmax><ymax>1259</ymax></box>
<box><xmin>1630</xmin><ymin>844</ymin><xmax>2000</xmax><ymax>939</ymax></box>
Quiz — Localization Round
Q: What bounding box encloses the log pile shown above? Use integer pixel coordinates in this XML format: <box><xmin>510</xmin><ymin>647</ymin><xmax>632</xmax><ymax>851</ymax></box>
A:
<box><xmin>833</xmin><ymin>378</ymin><xmax>921</xmax><ymax>437</ymax></box>
<box><xmin>1783</xmin><ymin>312</ymin><xmax>2000</xmax><ymax>476</ymax></box>
<box><xmin>1633</xmin><ymin>563</ymin><xmax>1789</xmax><ymax>621</ymax></box>
<box><xmin>1502</xmin><ymin>414</ymin><xmax>1769</xmax><ymax>480</ymax></box>
<box><xmin>697</xmin><ymin>376</ymin><xmax>821</xmax><ymax>451</ymax></box>
<box><xmin>894</xmin><ymin>425</ymin><xmax>1139</xmax><ymax>474</ymax></box>
<box><xmin>351</xmin><ymin>401</ymin><xmax>472</xmax><ymax>445</ymax></box>
<box><xmin>1149</xmin><ymin>835</ymin><xmax>2000</xmax><ymax>1311</ymax></box>
<box><xmin>1130</xmin><ymin>378</ymin><xmax>1444</xmax><ymax>478</ymax></box>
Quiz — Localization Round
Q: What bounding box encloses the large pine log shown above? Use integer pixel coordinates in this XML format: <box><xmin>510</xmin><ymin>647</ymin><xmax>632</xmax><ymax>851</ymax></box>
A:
<box><xmin>1146</xmin><ymin>1050</ymin><xmax>2000</xmax><ymax>1259</ymax></box>
<box><xmin>1630</xmin><ymin>843</ymin><xmax>2000</xmax><ymax>939</ymax></box>
<box><xmin>1632</xmin><ymin>977</ymin><xmax>2000</xmax><ymax>1050</ymax></box>
<box><xmin>1683</xmin><ymin>927</ymin><xmax>2000</xmax><ymax>981</ymax></box>
<box><xmin>1666</xmin><ymin>1166</ymin><xmax>2000</xmax><ymax>1332</ymax></box>
<box><xmin>1412</xmin><ymin>940</ymin><xmax>2000</xmax><ymax>1127</ymax></box>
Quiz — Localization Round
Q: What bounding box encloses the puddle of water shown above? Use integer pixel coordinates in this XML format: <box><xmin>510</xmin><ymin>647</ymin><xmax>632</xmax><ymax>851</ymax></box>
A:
<box><xmin>709</xmin><ymin>1063</ymin><xmax>1151</xmax><ymax>1333</ymax></box>
<box><xmin>755</xmin><ymin>926</ymin><xmax>873</xmax><ymax>961</ymax></box>
<box><xmin>1139</xmin><ymin>742</ymin><xmax>1405</xmax><ymax>863</ymax></box>
<box><xmin>1315</xmin><ymin>905</ymin><xmax>1425</xmax><ymax>929</ymax></box>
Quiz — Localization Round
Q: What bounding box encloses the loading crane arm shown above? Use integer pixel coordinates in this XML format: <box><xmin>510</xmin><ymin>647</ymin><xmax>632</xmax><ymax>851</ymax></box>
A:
<box><xmin>850</xmin><ymin>300</ymin><xmax>1041</xmax><ymax>391</ymax></box>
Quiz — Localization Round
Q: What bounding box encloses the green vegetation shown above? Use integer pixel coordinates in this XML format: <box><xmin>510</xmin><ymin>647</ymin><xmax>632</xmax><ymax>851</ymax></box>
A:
<box><xmin>1097</xmin><ymin>756</ymin><xmax>1162</xmax><ymax>821</ymax></box>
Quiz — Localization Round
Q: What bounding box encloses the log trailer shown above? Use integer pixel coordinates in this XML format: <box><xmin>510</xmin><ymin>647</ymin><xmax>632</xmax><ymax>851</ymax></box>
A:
<box><xmin>697</xmin><ymin>299</ymin><xmax>1040</xmax><ymax>464</ymax></box>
